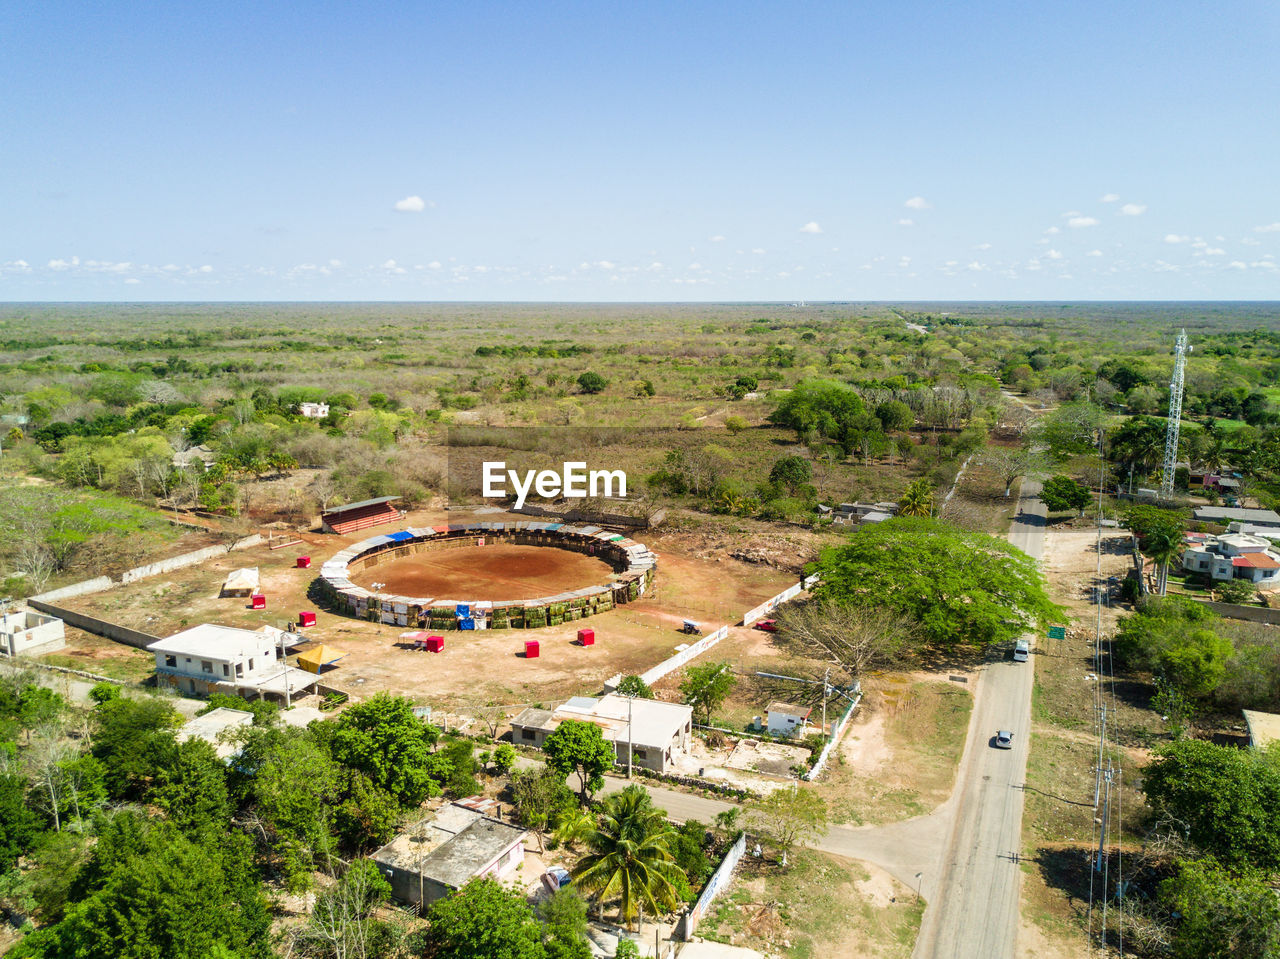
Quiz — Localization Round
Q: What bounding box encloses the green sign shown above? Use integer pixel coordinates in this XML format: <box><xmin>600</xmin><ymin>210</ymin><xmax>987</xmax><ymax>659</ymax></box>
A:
<box><xmin>1047</xmin><ymin>625</ymin><xmax>1066</xmax><ymax>640</ymax></box>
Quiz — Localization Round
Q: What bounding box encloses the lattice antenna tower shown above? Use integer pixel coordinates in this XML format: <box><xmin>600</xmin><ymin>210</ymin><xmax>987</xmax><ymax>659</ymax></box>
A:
<box><xmin>1160</xmin><ymin>329</ymin><xmax>1191</xmax><ymax>498</ymax></box>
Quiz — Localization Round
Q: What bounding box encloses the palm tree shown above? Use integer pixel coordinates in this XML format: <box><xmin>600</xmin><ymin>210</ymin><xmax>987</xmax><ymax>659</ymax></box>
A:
<box><xmin>897</xmin><ymin>477</ymin><xmax>935</xmax><ymax>517</ymax></box>
<box><xmin>572</xmin><ymin>787</ymin><xmax>683</xmax><ymax>930</ymax></box>
<box><xmin>1142</xmin><ymin>526</ymin><xmax>1183</xmax><ymax>596</ymax></box>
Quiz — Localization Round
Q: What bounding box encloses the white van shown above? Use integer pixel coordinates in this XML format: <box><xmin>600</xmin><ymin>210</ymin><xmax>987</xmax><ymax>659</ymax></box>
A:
<box><xmin>1013</xmin><ymin>640</ymin><xmax>1030</xmax><ymax>662</ymax></box>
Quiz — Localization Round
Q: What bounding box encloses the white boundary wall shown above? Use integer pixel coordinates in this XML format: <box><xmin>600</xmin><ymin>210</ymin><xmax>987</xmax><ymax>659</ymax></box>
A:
<box><xmin>805</xmin><ymin>688</ymin><xmax>862</xmax><ymax>781</ymax></box>
<box><xmin>682</xmin><ymin>831</ymin><xmax>748</xmax><ymax>940</ymax></box>
<box><xmin>638</xmin><ymin>625</ymin><xmax>730</xmax><ymax>686</ymax></box>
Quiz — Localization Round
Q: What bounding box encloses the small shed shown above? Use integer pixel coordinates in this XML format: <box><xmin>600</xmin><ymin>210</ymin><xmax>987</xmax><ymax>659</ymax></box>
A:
<box><xmin>177</xmin><ymin>706</ymin><xmax>254</xmax><ymax>760</ymax></box>
<box><xmin>320</xmin><ymin>496</ymin><xmax>404</xmax><ymax>535</ymax></box>
<box><xmin>0</xmin><ymin>610</ymin><xmax>65</xmax><ymax>656</ymax></box>
<box><xmin>766</xmin><ymin>702</ymin><xmax>813</xmax><ymax>738</ymax></box>
<box><xmin>221</xmin><ymin>567</ymin><xmax>260</xmax><ymax>598</ymax></box>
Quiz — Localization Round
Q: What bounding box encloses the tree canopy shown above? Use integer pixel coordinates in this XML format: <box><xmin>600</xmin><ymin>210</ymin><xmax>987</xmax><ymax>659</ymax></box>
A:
<box><xmin>325</xmin><ymin>693</ymin><xmax>446</xmax><ymax>806</ymax></box>
<box><xmin>1039</xmin><ymin>475</ymin><xmax>1091</xmax><ymax>514</ymax></box>
<box><xmin>811</xmin><ymin>517</ymin><xmax>1059</xmax><ymax>648</ymax></box>
<box><xmin>768</xmin><ymin>380</ymin><xmax>867</xmax><ymax>442</ymax></box>
<box><xmin>542</xmin><ymin>720</ymin><xmax>615</xmax><ymax>804</ymax></box>
<box><xmin>680</xmin><ymin>661</ymin><xmax>736</xmax><ymax>725</ymax></box>
<box><xmin>1141</xmin><ymin>739</ymin><xmax>1280</xmax><ymax>872</ymax></box>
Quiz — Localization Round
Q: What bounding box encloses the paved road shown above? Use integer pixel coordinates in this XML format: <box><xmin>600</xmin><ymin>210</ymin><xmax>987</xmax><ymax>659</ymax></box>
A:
<box><xmin>911</xmin><ymin>479</ymin><xmax>1046</xmax><ymax>959</ymax></box>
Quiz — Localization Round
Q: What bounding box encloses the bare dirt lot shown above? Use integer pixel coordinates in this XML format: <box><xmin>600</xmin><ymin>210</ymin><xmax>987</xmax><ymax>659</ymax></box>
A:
<box><xmin>348</xmin><ymin>543</ymin><xmax>618</xmax><ymax>601</ymax></box>
<box><xmin>56</xmin><ymin>508</ymin><xmax>797</xmax><ymax>714</ymax></box>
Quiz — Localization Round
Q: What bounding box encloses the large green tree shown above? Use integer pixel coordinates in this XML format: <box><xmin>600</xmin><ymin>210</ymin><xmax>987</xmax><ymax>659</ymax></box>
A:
<box><xmin>543</xmin><ymin>720</ymin><xmax>615</xmax><ymax>804</ymax></box>
<box><xmin>768</xmin><ymin>380</ymin><xmax>866</xmax><ymax>442</ymax></box>
<box><xmin>811</xmin><ymin>517</ymin><xmax>1059</xmax><ymax>648</ymax></box>
<box><xmin>325</xmin><ymin>693</ymin><xmax>447</xmax><ymax>806</ymax></box>
<box><xmin>90</xmin><ymin>696</ymin><xmax>180</xmax><ymax>800</ymax></box>
<box><xmin>1038</xmin><ymin>475</ymin><xmax>1091</xmax><ymax>515</ymax></box>
<box><xmin>1141</xmin><ymin>739</ymin><xmax>1280</xmax><ymax>871</ymax></box>
<box><xmin>424</xmin><ymin>878</ymin><xmax>548</xmax><ymax>959</ymax></box>
<box><xmin>1159</xmin><ymin>858</ymin><xmax>1280</xmax><ymax>959</ymax></box>
<box><xmin>679</xmin><ymin>661</ymin><xmax>736</xmax><ymax>725</ymax></box>
<box><xmin>10</xmin><ymin>812</ymin><xmax>271</xmax><ymax>959</ymax></box>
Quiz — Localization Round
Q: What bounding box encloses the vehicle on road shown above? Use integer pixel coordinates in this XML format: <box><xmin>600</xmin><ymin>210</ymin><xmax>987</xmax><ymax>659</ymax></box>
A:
<box><xmin>753</xmin><ymin>619</ymin><xmax>778</xmax><ymax>632</ymax></box>
<box><xmin>1012</xmin><ymin>639</ymin><xmax>1029</xmax><ymax>662</ymax></box>
<box><xmin>681</xmin><ymin>620</ymin><xmax>702</xmax><ymax>635</ymax></box>
<box><xmin>994</xmin><ymin>730</ymin><xmax>1014</xmax><ymax>749</ymax></box>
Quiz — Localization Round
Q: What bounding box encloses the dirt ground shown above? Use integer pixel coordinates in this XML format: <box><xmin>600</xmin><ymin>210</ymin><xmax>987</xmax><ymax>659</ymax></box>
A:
<box><xmin>1018</xmin><ymin>523</ymin><xmax>1154</xmax><ymax>959</ymax></box>
<box><xmin>348</xmin><ymin>543</ymin><xmax>617</xmax><ymax>601</ymax></box>
<box><xmin>54</xmin><ymin>507</ymin><xmax>796</xmax><ymax>714</ymax></box>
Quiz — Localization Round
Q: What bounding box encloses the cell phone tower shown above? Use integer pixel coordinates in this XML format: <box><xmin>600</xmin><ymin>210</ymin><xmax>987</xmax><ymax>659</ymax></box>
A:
<box><xmin>1160</xmin><ymin>329</ymin><xmax>1191</xmax><ymax>498</ymax></box>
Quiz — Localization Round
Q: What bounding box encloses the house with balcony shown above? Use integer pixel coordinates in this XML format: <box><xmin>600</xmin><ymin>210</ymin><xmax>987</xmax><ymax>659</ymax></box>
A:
<box><xmin>1182</xmin><ymin>532</ymin><xmax>1280</xmax><ymax>587</ymax></box>
<box><xmin>148</xmin><ymin>623</ymin><xmax>319</xmax><ymax>701</ymax></box>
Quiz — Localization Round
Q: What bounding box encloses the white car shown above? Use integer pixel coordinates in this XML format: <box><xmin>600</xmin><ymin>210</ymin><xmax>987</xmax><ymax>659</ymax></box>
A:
<box><xmin>994</xmin><ymin>730</ymin><xmax>1014</xmax><ymax>749</ymax></box>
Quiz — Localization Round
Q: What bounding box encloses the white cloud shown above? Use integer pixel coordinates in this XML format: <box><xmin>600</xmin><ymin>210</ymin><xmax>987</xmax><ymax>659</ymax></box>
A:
<box><xmin>1254</xmin><ymin>223</ymin><xmax>1280</xmax><ymax>233</ymax></box>
<box><xmin>596</xmin><ymin>260</ymin><xmax>615</xmax><ymax>270</ymax></box>
<box><xmin>328</xmin><ymin>259</ymin><xmax>343</xmax><ymax>268</ymax></box>
<box><xmin>709</xmin><ymin>235</ymin><xmax>726</xmax><ymax>242</ymax></box>
<box><xmin>124</xmin><ymin>277</ymin><xmax>141</xmax><ymax>285</ymax></box>
<box><xmin>1229</xmin><ymin>261</ymin><xmax>1248</xmax><ymax>270</ymax></box>
<box><xmin>904</xmin><ymin>196</ymin><xmax>930</xmax><ymax>210</ymax></box>
<box><xmin>381</xmin><ymin>258</ymin><xmax>407</xmax><ymax>274</ymax></box>
<box><xmin>976</xmin><ymin>242</ymin><xmax>992</xmax><ymax>251</ymax></box>
<box><xmin>1120</xmin><ymin>203</ymin><xmax>1146</xmax><ymax>216</ymax></box>
<box><xmin>1086</xmin><ymin>249</ymin><xmax>1103</xmax><ymax>257</ymax></box>
<box><xmin>1044</xmin><ymin>226</ymin><xmax>1061</xmax><ymax>235</ymax></box>
<box><xmin>751</xmin><ymin>248</ymin><xmax>766</xmax><ymax>255</ymax></box>
<box><xmin>966</xmin><ymin>262</ymin><xmax>987</xmax><ymax>272</ymax></box>
<box><xmin>897</xmin><ymin>218</ymin><xmax>914</xmax><ymax>226</ymax></box>
<box><xmin>198</xmin><ymin>264</ymin><xmax>213</xmax><ymax>273</ymax></box>
<box><xmin>1068</xmin><ymin>216</ymin><xmax>1100</xmax><ymax>228</ymax></box>
<box><xmin>1101</xmin><ymin>193</ymin><xmax>1120</xmax><ymax>203</ymax></box>
<box><xmin>1165</xmin><ymin>234</ymin><xmax>1190</xmax><ymax>244</ymax></box>
<box><xmin>427</xmin><ymin>261</ymin><xmax>442</xmax><ymax>269</ymax></box>
<box><xmin>799</xmin><ymin>222</ymin><xmax>823</xmax><ymax>234</ymax></box>
<box><xmin>1203</xmin><ymin>248</ymin><xmax>1226</xmax><ymax>256</ymax></box>
<box><xmin>48</xmin><ymin>258</ymin><xmax>71</xmax><ymax>270</ymax></box>
<box><xmin>393</xmin><ymin>195</ymin><xmax>426</xmax><ymax>213</ymax></box>
<box><xmin>1046</xmin><ymin>249</ymin><xmax>1064</xmax><ymax>260</ymax></box>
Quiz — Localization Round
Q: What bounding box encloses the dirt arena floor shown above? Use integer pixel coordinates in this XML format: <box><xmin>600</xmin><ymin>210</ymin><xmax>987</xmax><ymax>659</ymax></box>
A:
<box><xmin>347</xmin><ymin>543</ymin><xmax>617</xmax><ymax>600</ymax></box>
<box><xmin>51</xmin><ymin>507</ymin><xmax>799</xmax><ymax>712</ymax></box>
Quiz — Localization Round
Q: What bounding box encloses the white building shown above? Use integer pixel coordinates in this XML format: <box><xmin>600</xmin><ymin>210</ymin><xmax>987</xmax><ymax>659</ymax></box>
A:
<box><xmin>1182</xmin><ymin>532</ymin><xmax>1280</xmax><ymax>586</ymax></box>
<box><xmin>511</xmin><ymin>694</ymin><xmax>693</xmax><ymax>773</ymax></box>
<box><xmin>766</xmin><ymin>702</ymin><xmax>813</xmax><ymax>737</ymax></box>
<box><xmin>299</xmin><ymin>402</ymin><xmax>330</xmax><ymax>419</ymax></box>
<box><xmin>0</xmin><ymin>610</ymin><xmax>65</xmax><ymax>657</ymax></box>
<box><xmin>177</xmin><ymin>706</ymin><xmax>254</xmax><ymax>760</ymax></box>
<box><xmin>148</xmin><ymin>623</ymin><xmax>319</xmax><ymax>700</ymax></box>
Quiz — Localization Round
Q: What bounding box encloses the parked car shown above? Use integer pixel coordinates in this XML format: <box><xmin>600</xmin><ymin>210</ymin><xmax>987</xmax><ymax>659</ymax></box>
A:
<box><xmin>541</xmin><ymin>866</ymin><xmax>572</xmax><ymax>893</ymax></box>
<box><xmin>754</xmin><ymin>619</ymin><xmax>779</xmax><ymax>632</ymax></box>
<box><xmin>994</xmin><ymin>730</ymin><xmax>1014</xmax><ymax>749</ymax></box>
<box><xmin>1012</xmin><ymin>640</ymin><xmax>1030</xmax><ymax>662</ymax></box>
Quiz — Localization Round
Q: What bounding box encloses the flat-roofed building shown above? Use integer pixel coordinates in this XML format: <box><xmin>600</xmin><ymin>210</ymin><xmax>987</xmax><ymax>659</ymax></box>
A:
<box><xmin>511</xmin><ymin>694</ymin><xmax>693</xmax><ymax>773</ymax></box>
<box><xmin>148</xmin><ymin>623</ymin><xmax>318</xmax><ymax>701</ymax></box>
<box><xmin>371</xmin><ymin>804</ymin><xmax>528</xmax><ymax>909</ymax></box>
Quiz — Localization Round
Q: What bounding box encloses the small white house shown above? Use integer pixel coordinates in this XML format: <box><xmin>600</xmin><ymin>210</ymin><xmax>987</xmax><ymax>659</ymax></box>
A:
<box><xmin>766</xmin><ymin>701</ymin><xmax>813</xmax><ymax>737</ymax></box>
<box><xmin>298</xmin><ymin>402</ymin><xmax>330</xmax><ymax>419</ymax></box>
<box><xmin>0</xmin><ymin>610</ymin><xmax>65</xmax><ymax>657</ymax></box>
<box><xmin>1182</xmin><ymin>532</ymin><xmax>1280</xmax><ymax>586</ymax></box>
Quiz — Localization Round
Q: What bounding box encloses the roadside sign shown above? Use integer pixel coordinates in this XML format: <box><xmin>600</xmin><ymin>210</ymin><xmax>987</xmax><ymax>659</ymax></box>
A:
<box><xmin>1047</xmin><ymin>625</ymin><xmax>1066</xmax><ymax>640</ymax></box>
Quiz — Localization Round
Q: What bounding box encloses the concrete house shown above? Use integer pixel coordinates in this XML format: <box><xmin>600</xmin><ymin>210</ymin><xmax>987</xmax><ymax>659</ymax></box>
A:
<box><xmin>1182</xmin><ymin>532</ymin><xmax>1280</xmax><ymax>586</ymax></box>
<box><xmin>766</xmin><ymin>702</ymin><xmax>813</xmax><ymax>737</ymax></box>
<box><xmin>148</xmin><ymin>623</ymin><xmax>318</xmax><ymax>700</ymax></box>
<box><xmin>372</xmin><ymin>804</ymin><xmax>527</xmax><ymax>909</ymax></box>
<box><xmin>177</xmin><ymin>706</ymin><xmax>254</xmax><ymax>760</ymax></box>
<box><xmin>510</xmin><ymin>694</ymin><xmax>693</xmax><ymax>773</ymax></box>
<box><xmin>0</xmin><ymin>610</ymin><xmax>65</xmax><ymax>657</ymax></box>
<box><xmin>298</xmin><ymin>402</ymin><xmax>330</xmax><ymax>419</ymax></box>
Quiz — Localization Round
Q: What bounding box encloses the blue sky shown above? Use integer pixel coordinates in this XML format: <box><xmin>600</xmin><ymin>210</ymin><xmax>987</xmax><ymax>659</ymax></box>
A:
<box><xmin>3</xmin><ymin>0</ymin><xmax>1279</xmax><ymax>301</ymax></box>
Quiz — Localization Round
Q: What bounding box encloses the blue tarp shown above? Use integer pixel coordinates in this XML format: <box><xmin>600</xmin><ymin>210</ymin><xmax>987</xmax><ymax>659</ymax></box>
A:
<box><xmin>458</xmin><ymin>618</ymin><xmax>476</xmax><ymax>630</ymax></box>
<box><xmin>386</xmin><ymin>531</ymin><xmax>414</xmax><ymax>542</ymax></box>
<box><xmin>456</xmin><ymin>604</ymin><xmax>471</xmax><ymax>618</ymax></box>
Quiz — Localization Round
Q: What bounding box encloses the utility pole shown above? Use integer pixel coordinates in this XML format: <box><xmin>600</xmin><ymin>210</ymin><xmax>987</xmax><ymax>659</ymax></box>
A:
<box><xmin>822</xmin><ymin>667</ymin><xmax>830</xmax><ymax>740</ymax></box>
<box><xmin>627</xmin><ymin>693</ymin><xmax>634</xmax><ymax>779</ymax></box>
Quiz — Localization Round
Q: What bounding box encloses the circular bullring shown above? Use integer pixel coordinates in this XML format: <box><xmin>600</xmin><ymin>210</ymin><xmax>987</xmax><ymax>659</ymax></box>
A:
<box><xmin>317</xmin><ymin>522</ymin><xmax>657</xmax><ymax>630</ymax></box>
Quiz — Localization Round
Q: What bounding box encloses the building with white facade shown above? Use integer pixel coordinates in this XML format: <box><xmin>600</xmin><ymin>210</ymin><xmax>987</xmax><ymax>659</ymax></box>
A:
<box><xmin>511</xmin><ymin>694</ymin><xmax>693</xmax><ymax>773</ymax></box>
<box><xmin>1182</xmin><ymin>532</ymin><xmax>1280</xmax><ymax>586</ymax></box>
<box><xmin>299</xmin><ymin>402</ymin><xmax>330</xmax><ymax>419</ymax></box>
<box><xmin>148</xmin><ymin>623</ymin><xmax>319</xmax><ymax>700</ymax></box>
